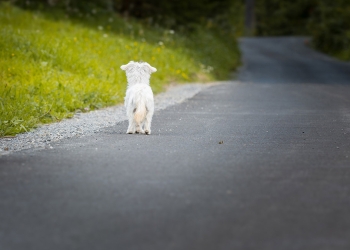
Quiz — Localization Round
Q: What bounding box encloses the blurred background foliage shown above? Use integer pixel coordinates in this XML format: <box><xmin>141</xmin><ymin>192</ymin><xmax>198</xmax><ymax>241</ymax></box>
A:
<box><xmin>255</xmin><ymin>0</ymin><xmax>350</xmax><ymax>60</ymax></box>
<box><xmin>3</xmin><ymin>0</ymin><xmax>350</xmax><ymax>74</ymax></box>
<box><xmin>12</xmin><ymin>0</ymin><xmax>349</xmax><ymax>60</ymax></box>
<box><xmin>11</xmin><ymin>0</ymin><xmax>244</xmax><ymax>35</ymax></box>
<box><xmin>255</xmin><ymin>0</ymin><xmax>316</xmax><ymax>36</ymax></box>
<box><xmin>309</xmin><ymin>0</ymin><xmax>350</xmax><ymax>60</ymax></box>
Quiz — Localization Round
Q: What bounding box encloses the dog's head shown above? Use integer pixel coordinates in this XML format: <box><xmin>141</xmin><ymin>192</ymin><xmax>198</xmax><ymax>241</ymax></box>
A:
<box><xmin>121</xmin><ymin>61</ymin><xmax>157</xmax><ymax>86</ymax></box>
<box><xmin>121</xmin><ymin>61</ymin><xmax>157</xmax><ymax>74</ymax></box>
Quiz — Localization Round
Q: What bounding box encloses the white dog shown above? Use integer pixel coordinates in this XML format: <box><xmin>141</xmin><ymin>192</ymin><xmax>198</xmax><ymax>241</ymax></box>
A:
<box><xmin>121</xmin><ymin>61</ymin><xmax>157</xmax><ymax>134</ymax></box>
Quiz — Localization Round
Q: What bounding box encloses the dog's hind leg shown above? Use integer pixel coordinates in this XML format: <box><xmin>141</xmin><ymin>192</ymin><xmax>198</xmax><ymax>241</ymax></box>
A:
<box><xmin>144</xmin><ymin>111</ymin><xmax>153</xmax><ymax>135</ymax></box>
<box><xmin>134</xmin><ymin>103</ymin><xmax>146</xmax><ymax>134</ymax></box>
<box><xmin>126</xmin><ymin>117</ymin><xmax>136</xmax><ymax>134</ymax></box>
<box><xmin>135</xmin><ymin>122</ymin><xmax>145</xmax><ymax>134</ymax></box>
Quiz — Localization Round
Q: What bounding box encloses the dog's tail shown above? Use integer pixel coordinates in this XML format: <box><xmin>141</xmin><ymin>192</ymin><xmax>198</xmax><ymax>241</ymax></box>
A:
<box><xmin>134</xmin><ymin>99</ymin><xmax>147</xmax><ymax>124</ymax></box>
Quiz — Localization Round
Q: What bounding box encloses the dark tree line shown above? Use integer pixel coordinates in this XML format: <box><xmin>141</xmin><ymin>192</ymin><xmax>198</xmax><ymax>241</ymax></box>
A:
<box><xmin>11</xmin><ymin>0</ymin><xmax>240</xmax><ymax>30</ymax></box>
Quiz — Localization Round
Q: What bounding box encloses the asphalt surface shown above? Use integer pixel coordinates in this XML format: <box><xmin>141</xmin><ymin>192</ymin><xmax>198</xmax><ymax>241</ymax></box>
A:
<box><xmin>1</xmin><ymin>37</ymin><xmax>350</xmax><ymax>250</ymax></box>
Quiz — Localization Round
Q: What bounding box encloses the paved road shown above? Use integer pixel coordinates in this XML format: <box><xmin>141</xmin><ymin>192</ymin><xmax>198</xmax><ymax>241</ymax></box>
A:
<box><xmin>1</xmin><ymin>37</ymin><xmax>350</xmax><ymax>250</ymax></box>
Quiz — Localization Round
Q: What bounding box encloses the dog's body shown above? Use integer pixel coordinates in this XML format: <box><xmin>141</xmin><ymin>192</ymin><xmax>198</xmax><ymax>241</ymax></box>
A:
<box><xmin>121</xmin><ymin>61</ymin><xmax>157</xmax><ymax>134</ymax></box>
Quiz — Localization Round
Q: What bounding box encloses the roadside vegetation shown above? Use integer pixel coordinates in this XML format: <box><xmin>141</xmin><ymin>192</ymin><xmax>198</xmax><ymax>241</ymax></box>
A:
<box><xmin>255</xmin><ymin>0</ymin><xmax>350</xmax><ymax>61</ymax></box>
<box><xmin>308</xmin><ymin>0</ymin><xmax>350</xmax><ymax>61</ymax></box>
<box><xmin>0</xmin><ymin>1</ymin><xmax>243</xmax><ymax>136</ymax></box>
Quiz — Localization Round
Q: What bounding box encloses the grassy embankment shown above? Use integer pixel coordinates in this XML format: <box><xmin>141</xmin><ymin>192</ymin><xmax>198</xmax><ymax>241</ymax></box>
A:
<box><xmin>0</xmin><ymin>3</ymin><xmax>241</xmax><ymax>136</ymax></box>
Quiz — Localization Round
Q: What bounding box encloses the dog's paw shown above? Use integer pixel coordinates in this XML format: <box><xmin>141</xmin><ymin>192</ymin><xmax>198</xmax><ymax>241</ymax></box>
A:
<box><xmin>126</xmin><ymin>130</ymin><xmax>134</xmax><ymax>134</ymax></box>
<box><xmin>145</xmin><ymin>130</ymin><xmax>151</xmax><ymax>135</ymax></box>
<box><xmin>136</xmin><ymin>129</ymin><xmax>145</xmax><ymax>134</ymax></box>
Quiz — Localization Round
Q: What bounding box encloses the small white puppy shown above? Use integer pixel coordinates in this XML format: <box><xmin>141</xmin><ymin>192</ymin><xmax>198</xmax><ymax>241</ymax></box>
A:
<box><xmin>121</xmin><ymin>61</ymin><xmax>157</xmax><ymax>134</ymax></box>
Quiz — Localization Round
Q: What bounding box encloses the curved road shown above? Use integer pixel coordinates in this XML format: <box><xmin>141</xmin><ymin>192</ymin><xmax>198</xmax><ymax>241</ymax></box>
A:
<box><xmin>1</xmin><ymin>37</ymin><xmax>350</xmax><ymax>250</ymax></box>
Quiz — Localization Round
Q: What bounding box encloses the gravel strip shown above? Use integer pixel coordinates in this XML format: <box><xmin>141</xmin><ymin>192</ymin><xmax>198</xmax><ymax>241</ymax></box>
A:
<box><xmin>0</xmin><ymin>82</ymin><xmax>224</xmax><ymax>155</ymax></box>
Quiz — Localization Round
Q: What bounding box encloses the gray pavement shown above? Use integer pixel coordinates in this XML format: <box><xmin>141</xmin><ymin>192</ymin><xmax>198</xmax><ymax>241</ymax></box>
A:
<box><xmin>1</xmin><ymin>37</ymin><xmax>350</xmax><ymax>250</ymax></box>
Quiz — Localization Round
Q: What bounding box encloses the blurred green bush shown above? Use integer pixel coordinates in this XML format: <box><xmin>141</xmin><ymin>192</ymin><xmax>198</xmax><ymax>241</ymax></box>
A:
<box><xmin>309</xmin><ymin>0</ymin><xmax>350</xmax><ymax>60</ymax></box>
<box><xmin>255</xmin><ymin>0</ymin><xmax>316</xmax><ymax>36</ymax></box>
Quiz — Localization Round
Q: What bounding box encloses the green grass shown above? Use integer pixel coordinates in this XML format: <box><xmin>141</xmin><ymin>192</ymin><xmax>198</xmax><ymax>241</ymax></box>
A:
<box><xmin>0</xmin><ymin>2</ymin><xmax>240</xmax><ymax>136</ymax></box>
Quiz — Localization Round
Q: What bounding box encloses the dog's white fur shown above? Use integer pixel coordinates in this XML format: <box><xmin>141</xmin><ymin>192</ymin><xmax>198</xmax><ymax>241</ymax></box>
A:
<box><xmin>121</xmin><ymin>61</ymin><xmax>157</xmax><ymax>134</ymax></box>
